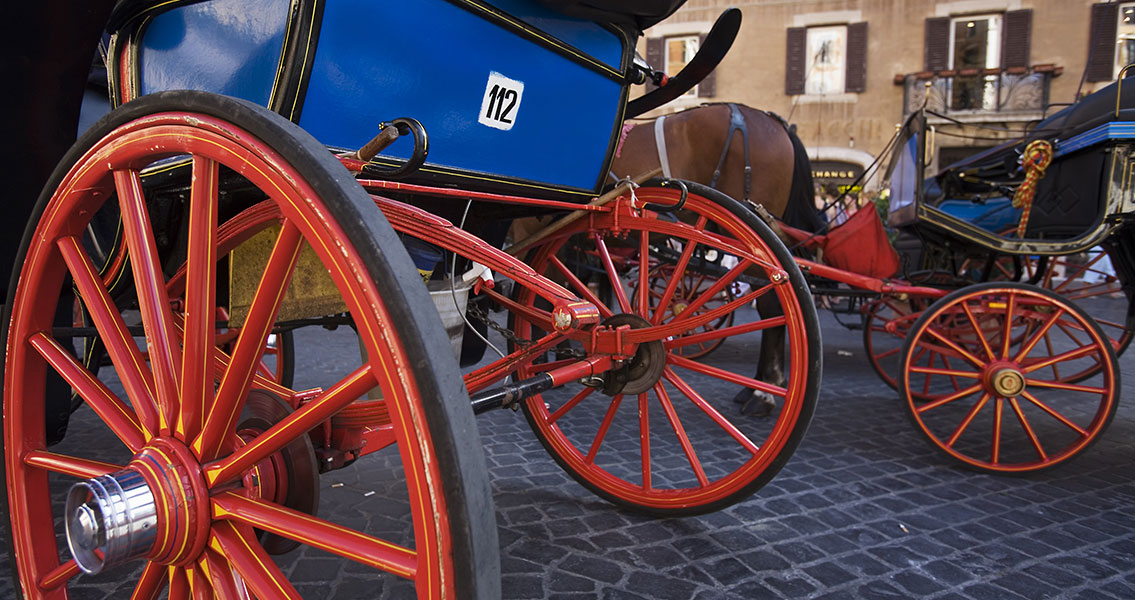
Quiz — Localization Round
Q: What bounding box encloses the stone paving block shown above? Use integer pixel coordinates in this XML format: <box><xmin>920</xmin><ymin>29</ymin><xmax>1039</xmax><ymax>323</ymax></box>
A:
<box><xmin>762</xmin><ymin>575</ymin><xmax>818</xmax><ymax>598</ymax></box>
<box><xmin>991</xmin><ymin>572</ymin><xmax>1064</xmax><ymax>599</ymax></box>
<box><xmin>623</xmin><ymin>572</ymin><xmax>699</xmax><ymax>600</ymax></box>
<box><xmin>855</xmin><ymin>580</ymin><xmax>909</xmax><ymax>599</ymax></box>
<box><xmin>803</xmin><ymin>561</ymin><xmax>857</xmax><ymax>587</ymax></box>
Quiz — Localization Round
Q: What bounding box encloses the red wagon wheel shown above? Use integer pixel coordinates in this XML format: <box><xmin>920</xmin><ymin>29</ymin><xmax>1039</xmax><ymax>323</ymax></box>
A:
<box><xmin>898</xmin><ymin>282</ymin><xmax>1120</xmax><ymax>474</ymax></box>
<box><xmin>513</xmin><ymin>181</ymin><xmax>821</xmax><ymax>516</ymax></box>
<box><xmin>1</xmin><ymin>91</ymin><xmax>497</xmax><ymax>598</ymax></box>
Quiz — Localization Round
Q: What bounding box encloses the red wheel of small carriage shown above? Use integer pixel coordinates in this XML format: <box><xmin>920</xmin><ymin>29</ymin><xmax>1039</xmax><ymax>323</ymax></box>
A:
<box><xmin>898</xmin><ymin>282</ymin><xmax>1120</xmax><ymax>474</ymax></box>
<box><xmin>1</xmin><ymin>91</ymin><xmax>497</xmax><ymax>598</ymax></box>
<box><xmin>513</xmin><ymin>181</ymin><xmax>821</xmax><ymax>516</ymax></box>
<box><xmin>633</xmin><ymin>262</ymin><xmax>735</xmax><ymax>360</ymax></box>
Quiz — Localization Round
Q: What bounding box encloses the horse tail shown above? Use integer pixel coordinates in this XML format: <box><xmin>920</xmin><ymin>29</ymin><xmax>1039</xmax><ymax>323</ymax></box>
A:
<box><xmin>780</xmin><ymin>122</ymin><xmax>827</xmax><ymax>234</ymax></box>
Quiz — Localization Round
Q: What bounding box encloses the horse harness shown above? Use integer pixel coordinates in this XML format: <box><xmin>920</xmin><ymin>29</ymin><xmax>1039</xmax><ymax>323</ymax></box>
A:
<box><xmin>651</xmin><ymin>102</ymin><xmax>754</xmax><ymax>203</ymax></box>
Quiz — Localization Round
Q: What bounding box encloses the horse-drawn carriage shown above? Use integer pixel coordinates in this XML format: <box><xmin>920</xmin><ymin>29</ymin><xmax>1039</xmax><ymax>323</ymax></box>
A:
<box><xmin>4</xmin><ymin>0</ymin><xmax>1132</xmax><ymax>596</ymax></box>
<box><xmin>794</xmin><ymin>77</ymin><xmax>1134</xmax><ymax>475</ymax></box>
<box><xmin>2</xmin><ymin>1</ymin><xmax>821</xmax><ymax>597</ymax></box>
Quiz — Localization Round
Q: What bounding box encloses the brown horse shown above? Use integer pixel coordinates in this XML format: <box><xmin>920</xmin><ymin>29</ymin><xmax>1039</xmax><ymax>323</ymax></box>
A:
<box><xmin>610</xmin><ymin>102</ymin><xmax>823</xmax><ymax>417</ymax></box>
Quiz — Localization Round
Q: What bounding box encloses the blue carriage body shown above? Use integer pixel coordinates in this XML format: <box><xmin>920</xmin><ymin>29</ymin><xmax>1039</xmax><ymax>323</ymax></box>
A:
<box><xmin>120</xmin><ymin>0</ymin><xmax>634</xmax><ymax>200</ymax></box>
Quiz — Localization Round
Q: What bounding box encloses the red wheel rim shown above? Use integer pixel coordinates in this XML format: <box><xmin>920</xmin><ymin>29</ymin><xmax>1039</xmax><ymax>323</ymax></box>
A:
<box><xmin>514</xmin><ymin>187</ymin><xmax>817</xmax><ymax>514</ymax></box>
<box><xmin>900</xmin><ymin>283</ymin><xmax>1119</xmax><ymax>473</ymax></box>
<box><xmin>3</xmin><ymin>107</ymin><xmax>470</xmax><ymax>597</ymax></box>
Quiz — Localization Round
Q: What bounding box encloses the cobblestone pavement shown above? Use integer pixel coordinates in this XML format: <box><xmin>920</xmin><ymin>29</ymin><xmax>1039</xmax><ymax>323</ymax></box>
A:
<box><xmin>2</xmin><ymin>299</ymin><xmax>1132</xmax><ymax>599</ymax></box>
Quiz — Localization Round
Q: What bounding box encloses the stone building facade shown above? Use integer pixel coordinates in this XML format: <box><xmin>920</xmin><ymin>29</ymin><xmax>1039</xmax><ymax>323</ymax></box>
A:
<box><xmin>642</xmin><ymin>0</ymin><xmax>1129</xmax><ymax>190</ymax></box>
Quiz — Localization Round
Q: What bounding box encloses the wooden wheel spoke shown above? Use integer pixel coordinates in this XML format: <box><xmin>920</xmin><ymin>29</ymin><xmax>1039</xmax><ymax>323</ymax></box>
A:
<box><xmin>914</xmin><ymin>382</ymin><xmax>984</xmax><ymax>414</ymax></box>
<box><xmin>116</xmin><ymin>169</ymin><xmax>183</xmax><ymax>433</ymax></box>
<box><xmin>23</xmin><ymin>450</ymin><xmax>120</xmax><ymax>479</ymax></box>
<box><xmin>213</xmin><ymin>492</ymin><xmax>417</xmax><ymax>579</ymax></box>
<box><xmin>669</xmin><ymin>354</ymin><xmax>787</xmax><ymax>399</ymax></box>
<box><xmin>636</xmin><ymin>230</ymin><xmax>651</xmax><ymax>315</ymax></box>
<box><xmin>1019</xmin><ymin>390</ymin><xmax>1091</xmax><ymax>436</ymax></box>
<box><xmin>991</xmin><ymin>398</ymin><xmax>1005</xmax><ymax>464</ymax></box>
<box><xmin>29</xmin><ymin>332</ymin><xmax>146</xmax><ymax>451</ymax></box>
<box><xmin>665</xmin><ymin>260</ymin><xmax>754</xmax><ymax>326</ymax></box>
<box><xmin>548</xmin><ymin>255</ymin><xmax>614</xmax><ymax>318</ymax></box>
<box><xmin>924</xmin><ymin>325</ymin><xmax>986</xmax><ymax>368</ymax></box>
<box><xmin>907</xmin><ymin>364</ymin><xmax>981</xmax><ymax>380</ymax></box>
<box><xmin>130</xmin><ymin>561</ymin><xmax>168</xmax><ymax>600</ymax></box>
<box><xmin>873</xmin><ymin>346</ymin><xmax>902</xmax><ymax>360</ymax></box>
<box><xmin>185</xmin><ymin>563</ymin><xmax>215</xmax><ymax>600</ymax></box>
<box><xmin>58</xmin><ymin>236</ymin><xmax>160</xmax><ymax>434</ymax></box>
<box><xmin>168</xmin><ymin>567</ymin><xmax>190</xmax><ymax>600</ymax></box>
<box><xmin>961</xmin><ymin>302</ymin><xmax>995</xmax><ymax>361</ymax></box>
<box><xmin>1007</xmin><ymin>397</ymin><xmax>1048</xmax><ymax>461</ymax></box>
<box><xmin>651</xmin><ymin>217</ymin><xmax>706</xmax><ymax>325</ymax></box>
<box><xmin>654</xmin><ymin>383</ymin><xmax>709</xmax><ymax>487</ymax></box>
<box><xmin>665</xmin><ymin>316</ymin><xmax>786</xmax><ymax>351</ymax></box>
<box><xmin>585</xmin><ymin>394</ymin><xmax>624</xmax><ymax>463</ymax></box>
<box><xmin>944</xmin><ymin>393</ymin><xmax>991</xmax><ymax>447</ymax></box>
<box><xmin>211</xmin><ymin>342</ymin><xmax>299</xmax><ymax>400</ymax></box>
<box><xmin>179</xmin><ymin>155</ymin><xmax>220</xmax><ymax>441</ymax></box>
<box><xmin>999</xmin><ymin>292</ymin><xmax>1017</xmax><ymax>358</ymax></box>
<box><xmin>1041</xmin><ymin>329</ymin><xmax>1062</xmax><ymax>381</ymax></box>
<box><xmin>1012</xmin><ymin>304</ymin><xmax>1065</xmax><ymax>363</ymax></box>
<box><xmin>638</xmin><ymin>392</ymin><xmax>651</xmax><ymax>490</ymax></box>
<box><xmin>548</xmin><ymin>386</ymin><xmax>595</xmax><ymax>424</ymax></box>
<box><xmin>199</xmin><ymin>549</ymin><xmax>249</xmax><ymax>600</ymax></box>
<box><xmin>211</xmin><ymin>521</ymin><xmax>303</xmax><ymax>600</ymax></box>
<box><xmin>1023</xmin><ymin>377</ymin><xmax>1107</xmax><ymax>395</ymax></box>
<box><xmin>663</xmin><ymin>368</ymin><xmax>760</xmax><ymax>454</ymax></box>
<box><xmin>196</xmin><ymin>220</ymin><xmax>303</xmax><ymax>460</ymax></box>
<box><xmin>593</xmin><ymin>234</ymin><xmax>632</xmax><ymax>313</ymax></box>
<box><xmin>1022</xmin><ymin>343</ymin><xmax>1103</xmax><ymax>374</ymax></box>
<box><xmin>38</xmin><ymin>559</ymin><xmax>80</xmax><ymax>591</ymax></box>
<box><xmin>204</xmin><ymin>365</ymin><xmax>376</xmax><ymax>487</ymax></box>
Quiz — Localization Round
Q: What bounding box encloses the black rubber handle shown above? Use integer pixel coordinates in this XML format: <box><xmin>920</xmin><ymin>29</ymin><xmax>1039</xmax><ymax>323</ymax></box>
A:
<box><xmin>360</xmin><ymin>117</ymin><xmax>429</xmax><ymax>180</ymax></box>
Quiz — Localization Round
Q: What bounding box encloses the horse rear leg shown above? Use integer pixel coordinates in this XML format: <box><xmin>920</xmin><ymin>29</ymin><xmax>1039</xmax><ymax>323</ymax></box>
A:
<box><xmin>734</xmin><ymin>293</ymin><xmax>786</xmax><ymax>417</ymax></box>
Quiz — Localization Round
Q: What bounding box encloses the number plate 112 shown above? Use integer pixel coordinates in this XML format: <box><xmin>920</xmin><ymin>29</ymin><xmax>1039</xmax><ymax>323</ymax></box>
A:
<box><xmin>479</xmin><ymin>71</ymin><xmax>524</xmax><ymax>131</ymax></box>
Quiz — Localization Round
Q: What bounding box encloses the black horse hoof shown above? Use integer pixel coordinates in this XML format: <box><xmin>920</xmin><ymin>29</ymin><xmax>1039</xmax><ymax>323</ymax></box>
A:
<box><xmin>733</xmin><ymin>389</ymin><xmax>776</xmax><ymax>418</ymax></box>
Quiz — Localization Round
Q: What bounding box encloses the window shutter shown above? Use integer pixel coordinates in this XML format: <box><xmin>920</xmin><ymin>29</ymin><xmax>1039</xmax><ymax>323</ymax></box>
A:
<box><xmin>846</xmin><ymin>22</ymin><xmax>868</xmax><ymax>93</ymax></box>
<box><xmin>1001</xmin><ymin>9</ymin><xmax>1032</xmax><ymax>69</ymax></box>
<box><xmin>1087</xmin><ymin>2</ymin><xmax>1119</xmax><ymax>82</ymax></box>
<box><xmin>786</xmin><ymin>27</ymin><xmax>806</xmax><ymax>95</ymax></box>
<box><xmin>645</xmin><ymin>37</ymin><xmax>664</xmax><ymax>91</ymax></box>
<box><xmin>697</xmin><ymin>33</ymin><xmax>716</xmax><ymax>97</ymax></box>
<box><xmin>925</xmin><ymin>17</ymin><xmax>950</xmax><ymax>71</ymax></box>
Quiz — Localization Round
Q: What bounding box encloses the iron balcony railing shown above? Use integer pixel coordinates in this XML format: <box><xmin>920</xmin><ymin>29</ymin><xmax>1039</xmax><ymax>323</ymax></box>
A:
<box><xmin>897</xmin><ymin>66</ymin><xmax>1060</xmax><ymax>118</ymax></box>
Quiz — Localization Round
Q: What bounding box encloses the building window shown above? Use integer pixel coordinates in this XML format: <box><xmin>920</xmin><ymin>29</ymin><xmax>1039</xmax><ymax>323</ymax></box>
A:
<box><xmin>666</xmin><ymin>35</ymin><xmax>699</xmax><ymax>97</ymax></box>
<box><xmin>805</xmin><ymin>26</ymin><xmax>846</xmax><ymax>95</ymax></box>
<box><xmin>1117</xmin><ymin>3</ymin><xmax>1135</xmax><ymax>77</ymax></box>
<box><xmin>786</xmin><ymin>21</ymin><xmax>867</xmax><ymax>96</ymax></box>
<box><xmin>949</xmin><ymin>14</ymin><xmax>1002</xmax><ymax>110</ymax></box>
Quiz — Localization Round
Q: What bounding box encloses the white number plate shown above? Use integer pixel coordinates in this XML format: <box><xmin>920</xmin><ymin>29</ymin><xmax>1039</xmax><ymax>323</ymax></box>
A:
<box><xmin>478</xmin><ymin>72</ymin><xmax>524</xmax><ymax>131</ymax></box>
